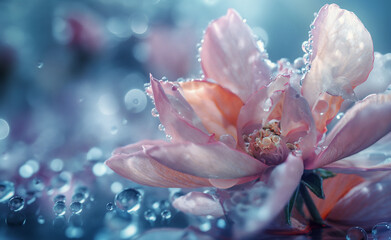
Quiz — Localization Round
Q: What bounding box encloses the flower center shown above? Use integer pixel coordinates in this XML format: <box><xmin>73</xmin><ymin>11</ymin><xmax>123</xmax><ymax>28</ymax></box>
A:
<box><xmin>243</xmin><ymin>120</ymin><xmax>295</xmax><ymax>165</ymax></box>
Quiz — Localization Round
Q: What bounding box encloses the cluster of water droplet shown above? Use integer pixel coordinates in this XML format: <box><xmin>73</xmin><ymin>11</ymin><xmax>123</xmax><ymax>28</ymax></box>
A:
<box><xmin>299</xmin><ymin>12</ymin><xmax>317</xmax><ymax>85</ymax></box>
<box><xmin>346</xmin><ymin>222</ymin><xmax>391</xmax><ymax>240</ymax></box>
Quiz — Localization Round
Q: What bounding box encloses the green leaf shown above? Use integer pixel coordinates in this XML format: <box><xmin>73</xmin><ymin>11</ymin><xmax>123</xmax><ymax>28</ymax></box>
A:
<box><xmin>301</xmin><ymin>173</ymin><xmax>325</xmax><ymax>199</ymax></box>
<box><xmin>285</xmin><ymin>187</ymin><xmax>299</xmax><ymax>225</ymax></box>
<box><xmin>316</xmin><ymin>169</ymin><xmax>336</xmax><ymax>179</ymax></box>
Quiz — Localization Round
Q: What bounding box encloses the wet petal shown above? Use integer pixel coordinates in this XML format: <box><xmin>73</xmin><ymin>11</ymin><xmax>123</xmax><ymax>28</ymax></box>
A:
<box><xmin>308</xmin><ymin>94</ymin><xmax>391</xmax><ymax>169</ymax></box>
<box><xmin>150</xmin><ymin>76</ymin><xmax>213</xmax><ymax>144</ymax></box>
<box><xmin>235</xmin><ymin>154</ymin><xmax>304</xmax><ymax>237</ymax></box>
<box><xmin>302</xmin><ymin>4</ymin><xmax>374</xmax><ymax>134</ymax></box>
<box><xmin>201</xmin><ymin>9</ymin><xmax>271</xmax><ymax>101</ymax></box>
<box><xmin>323</xmin><ymin>132</ymin><xmax>391</xmax><ymax>172</ymax></box>
<box><xmin>327</xmin><ymin>172</ymin><xmax>391</xmax><ymax>227</ymax></box>
<box><xmin>106</xmin><ymin>141</ymin><xmax>212</xmax><ymax>188</ymax></box>
<box><xmin>146</xmin><ymin>141</ymin><xmax>268</xmax><ymax>179</ymax></box>
<box><xmin>172</xmin><ymin>192</ymin><xmax>224</xmax><ymax>217</ymax></box>
<box><xmin>180</xmin><ymin>80</ymin><xmax>243</xmax><ymax>141</ymax></box>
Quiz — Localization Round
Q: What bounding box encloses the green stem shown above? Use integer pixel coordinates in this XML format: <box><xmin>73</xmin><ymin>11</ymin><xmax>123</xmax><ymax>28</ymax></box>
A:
<box><xmin>299</xmin><ymin>182</ymin><xmax>324</xmax><ymax>225</ymax></box>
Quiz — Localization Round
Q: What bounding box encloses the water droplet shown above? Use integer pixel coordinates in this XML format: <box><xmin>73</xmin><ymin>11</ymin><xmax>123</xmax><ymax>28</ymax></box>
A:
<box><xmin>75</xmin><ymin>186</ymin><xmax>89</xmax><ymax>198</ymax></box>
<box><xmin>106</xmin><ymin>202</ymin><xmax>114</xmax><ymax>211</ymax></box>
<box><xmin>151</xmin><ymin>108</ymin><xmax>159</xmax><ymax>117</ymax></box>
<box><xmin>6</xmin><ymin>212</ymin><xmax>26</xmax><ymax>226</ymax></box>
<box><xmin>110</xmin><ymin>126</ymin><xmax>118</xmax><ymax>135</ymax></box>
<box><xmin>70</xmin><ymin>202</ymin><xmax>83</xmax><ymax>214</ymax></box>
<box><xmin>263</xmin><ymin>98</ymin><xmax>272</xmax><ymax>112</ymax></box>
<box><xmin>37</xmin><ymin>215</ymin><xmax>45</xmax><ymax>224</ymax></box>
<box><xmin>54</xmin><ymin>194</ymin><xmax>66</xmax><ymax>203</ymax></box>
<box><xmin>166</xmin><ymin>134</ymin><xmax>172</xmax><ymax>141</ymax></box>
<box><xmin>303</xmin><ymin>53</ymin><xmax>310</xmax><ymax>63</ymax></box>
<box><xmin>0</xmin><ymin>119</ymin><xmax>10</xmax><ymax>140</ymax></box>
<box><xmin>372</xmin><ymin>222</ymin><xmax>391</xmax><ymax>240</ymax></box>
<box><xmin>293</xmin><ymin>57</ymin><xmax>305</xmax><ymax>69</ymax></box>
<box><xmin>310</xmin><ymin>24</ymin><xmax>316</xmax><ymax>30</ymax></box>
<box><xmin>124</xmin><ymin>89</ymin><xmax>147</xmax><ymax>113</ymax></box>
<box><xmin>160</xmin><ymin>209</ymin><xmax>172</xmax><ymax>221</ymax></box>
<box><xmin>114</xmin><ymin>188</ymin><xmax>142</xmax><ymax>213</ymax></box>
<box><xmin>144</xmin><ymin>209</ymin><xmax>157</xmax><ymax>223</ymax></box>
<box><xmin>53</xmin><ymin>201</ymin><xmax>66</xmax><ymax>216</ymax></box>
<box><xmin>346</xmin><ymin>226</ymin><xmax>367</xmax><ymax>240</ymax></box>
<box><xmin>37</xmin><ymin>62</ymin><xmax>44</xmax><ymax>69</ymax></box>
<box><xmin>0</xmin><ymin>181</ymin><xmax>15</xmax><ymax>203</ymax></box>
<box><xmin>302</xmin><ymin>41</ymin><xmax>309</xmax><ymax>53</ymax></box>
<box><xmin>51</xmin><ymin>172</ymin><xmax>71</xmax><ymax>192</ymax></box>
<box><xmin>72</xmin><ymin>192</ymin><xmax>87</xmax><ymax>204</ymax></box>
<box><xmin>336</xmin><ymin>112</ymin><xmax>345</xmax><ymax>120</ymax></box>
<box><xmin>158</xmin><ymin>124</ymin><xmax>165</xmax><ymax>132</ymax></box>
<box><xmin>8</xmin><ymin>196</ymin><xmax>25</xmax><ymax>211</ymax></box>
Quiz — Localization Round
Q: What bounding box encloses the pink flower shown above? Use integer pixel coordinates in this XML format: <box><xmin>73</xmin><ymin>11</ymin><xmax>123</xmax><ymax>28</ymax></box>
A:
<box><xmin>106</xmin><ymin>4</ymin><xmax>391</xmax><ymax>234</ymax></box>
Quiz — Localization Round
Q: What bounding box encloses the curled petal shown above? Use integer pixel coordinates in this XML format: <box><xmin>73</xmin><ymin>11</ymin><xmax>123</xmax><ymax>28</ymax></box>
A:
<box><xmin>201</xmin><ymin>9</ymin><xmax>271</xmax><ymax>102</ymax></box>
<box><xmin>150</xmin><ymin>76</ymin><xmax>213</xmax><ymax>144</ymax></box>
<box><xmin>172</xmin><ymin>192</ymin><xmax>224</xmax><ymax>218</ymax></box>
<box><xmin>180</xmin><ymin>80</ymin><xmax>243</xmax><ymax>141</ymax></box>
<box><xmin>106</xmin><ymin>141</ymin><xmax>212</xmax><ymax>188</ymax></box>
<box><xmin>327</xmin><ymin>172</ymin><xmax>391</xmax><ymax>227</ymax></box>
<box><xmin>323</xmin><ymin>132</ymin><xmax>391</xmax><ymax>172</ymax></box>
<box><xmin>146</xmin><ymin>141</ymin><xmax>268</xmax><ymax>179</ymax></box>
<box><xmin>308</xmin><ymin>94</ymin><xmax>391</xmax><ymax>169</ymax></box>
<box><xmin>234</xmin><ymin>154</ymin><xmax>304</xmax><ymax>237</ymax></box>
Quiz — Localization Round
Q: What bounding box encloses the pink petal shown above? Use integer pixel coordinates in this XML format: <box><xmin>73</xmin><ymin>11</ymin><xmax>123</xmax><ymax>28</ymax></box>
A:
<box><xmin>308</xmin><ymin>94</ymin><xmax>391</xmax><ymax>169</ymax></box>
<box><xmin>146</xmin><ymin>141</ymin><xmax>268</xmax><ymax>179</ymax></box>
<box><xmin>106</xmin><ymin>141</ymin><xmax>212</xmax><ymax>188</ymax></box>
<box><xmin>327</xmin><ymin>172</ymin><xmax>391</xmax><ymax>227</ymax></box>
<box><xmin>201</xmin><ymin>9</ymin><xmax>271</xmax><ymax>102</ymax></box>
<box><xmin>234</xmin><ymin>154</ymin><xmax>304</xmax><ymax>236</ymax></box>
<box><xmin>322</xmin><ymin>132</ymin><xmax>391</xmax><ymax>172</ymax></box>
<box><xmin>303</xmin><ymin>4</ymin><xmax>374</xmax><ymax>104</ymax></box>
<box><xmin>172</xmin><ymin>192</ymin><xmax>224</xmax><ymax>217</ymax></box>
<box><xmin>150</xmin><ymin>76</ymin><xmax>213</xmax><ymax>144</ymax></box>
<box><xmin>180</xmin><ymin>80</ymin><xmax>244</xmax><ymax>141</ymax></box>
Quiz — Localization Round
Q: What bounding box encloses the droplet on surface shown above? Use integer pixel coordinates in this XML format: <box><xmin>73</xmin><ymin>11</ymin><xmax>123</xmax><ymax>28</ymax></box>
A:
<box><xmin>0</xmin><ymin>119</ymin><xmax>10</xmax><ymax>140</ymax></box>
<box><xmin>72</xmin><ymin>192</ymin><xmax>87</xmax><ymax>204</ymax></box>
<box><xmin>336</xmin><ymin>112</ymin><xmax>345</xmax><ymax>120</ymax></box>
<box><xmin>8</xmin><ymin>196</ymin><xmax>25</xmax><ymax>212</ymax></box>
<box><xmin>372</xmin><ymin>222</ymin><xmax>391</xmax><ymax>240</ymax></box>
<box><xmin>106</xmin><ymin>202</ymin><xmax>114</xmax><ymax>211</ymax></box>
<box><xmin>160</xmin><ymin>209</ymin><xmax>172</xmax><ymax>221</ymax></box>
<box><xmin>346</xmin><ymin>226</ymin><xmax>367</xmax><ymax>240</ymax></box>
<box><xmin>158</xmin><ymin>124</ymin><xmax>165</xmax><ymax>131</ymax></box>
<box><xmin>151</xmin><ymin>108</ymin><xmax>159</xmax><ymax>117</ymax></box>
<box><xmin>114</xmin><ymin>188</ymin><xmax>142</xmax><ymax>213</ymax></box>
<box><xmin>70</xmin><ymin>202</ymin><xmax>83</xmax><ymax>214</ymax></box>
<box><xmin>53</xmin><ymin>201</ymin><xmax>66</xmax><ymax>216</ymax></box>
<box><xmin>144</xmin><ymin>209</ymin><xmax>157</xmax><ymax>223</ymax></box>
<box><xmin>0</xmin><ymin>181</ymin><xmax>15</xmax><ymax>203</ymax></box>
<box><xmin>124</xmin><ymin>89</ymin><xmax>147</xmax><ymax>113</ymax></box>
<box><xmin>54</xmin><ymin>194</ymin><xmax>66</xmax><ymax>203</ymax></box>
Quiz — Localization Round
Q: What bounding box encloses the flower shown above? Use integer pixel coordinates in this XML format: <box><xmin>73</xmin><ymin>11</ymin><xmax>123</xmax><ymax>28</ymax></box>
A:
<box><xmin>106</xmin><ymin>4</ymin><xmax>391</xmax><ymax>235</ymax></box>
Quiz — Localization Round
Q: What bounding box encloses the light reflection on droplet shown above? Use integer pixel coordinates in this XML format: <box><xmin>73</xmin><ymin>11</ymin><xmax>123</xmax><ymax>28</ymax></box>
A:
<box><xmin>372</xmin><ymin>222</ymin><xmax>391</xmax><ymax>240</ymax></box>
<box><xmin>70</xmin><ymin>202</ymin><xmax>83</xmax><ymax>214</ymax></box>
<box><xmin>115</xmin><ymin>188</ymin><xmax>142</xmax><ymax>213</ymax></box>
<box><xmin>8</xmin><ymin>196</ymin><xmax>25</xmax><ymax>211</ymax></box>
<box><xmin>0</xmin><ymin>181</ymin><xmax>15</xmax><ymax>203</ymax></box>
<box><xmin>346</xmin><ymin>226</ymin><xmax>367</xmax><ymax>240</ymax></box>
<box><xmin>53</xmin><ymin>201</ymin><xmax>66</xmax><ymax>216</ymax></box>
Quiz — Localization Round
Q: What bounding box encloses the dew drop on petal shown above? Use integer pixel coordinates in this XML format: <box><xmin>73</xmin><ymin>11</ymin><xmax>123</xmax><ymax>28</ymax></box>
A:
<box><xmin>0</xmin><ymin>181</ymin><xmax>15</xmax><ymax>203</ymax></box>
<box><xmin>114</xmin><ymin>188</ymin><xmax>142</xmax><ymax>213</ymax></box>
<box><xmin>53</xmin><ymin>201</ymin><xmax>66</xmax><ymax>216</ymax></box>
<box><xmin>158</xmin><ymin>124</ymin><xmax>165</xmax><ymax>132</ymax></box>
<box><xmin>151</xmin><ymin>108</ymin><xmax>159</xmax><ymax>117</ymax></box>
<box><xmin>372</xmin><ymin>222</ymin><xmax>391</xmax><ymax>240</ymax></box>
<box><xmin>346</xmin><ymin>226</ymin><xmax>367</xmax><ymax>240</ymax></box>
<box><xmin>8</xmin><ymin>196</ymin><xmax>25</xmax><ymax>212</ymax></box>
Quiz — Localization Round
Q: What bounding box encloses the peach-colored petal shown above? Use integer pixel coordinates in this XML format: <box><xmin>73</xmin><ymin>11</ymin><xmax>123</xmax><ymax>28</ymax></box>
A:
<box><xmin>106</xmin><ymin>151</ymin><xmax>213</xmax><ymax>188</ymax></box>
<box><xmin>309</xmin><ymin>173</ymin><xmax>365</xmax><ymax>219</ymax></box>
<box><xmin>201</xmin><ymin>9</ymin><xmax>271</xmax><ymax>102</ymax></box>
<box><xmin>180</xmin><ymin>80</ymin><xmax>243</xmax><ymax>141</ymax></box>
<box><xmin>172</xmin><ymin>192</ymin><xmax>224</xmax><ymax>217</ymax></box>
<box><xmin>327</xmin><ymin>172</ymin><xmax>391</xmax><ymax>227</ymax></box>
<box><xmin>322</xmin><ymin>132</ymin><xmax>391</xmax><ymax>172</ymax></box>
<box><xmin>234</xmin><ymin>154</ymin><xmax>304</xmax><ymax>237</ymax></box>
<box><xmin>146</xmin><ymin>141</ymin><xmax>268</xmax><ymax>179</ymax></box>
<box><xmin>302</xmin><ymin>4</ymin><xmax>374</xmax><ymax>135</ymax></box>
<box><xmin>150</xmin><ymin>76</ymin><xmax>213</xmax><ymax>144</ymax></box>
<box><xmin>308</xmin><ymin>94</ymin><xmax>391</xmax><ymax>169</ymax></box>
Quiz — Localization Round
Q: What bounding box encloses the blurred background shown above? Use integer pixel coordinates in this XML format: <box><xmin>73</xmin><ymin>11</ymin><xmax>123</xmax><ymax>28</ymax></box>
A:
<box><xmin>0</xmin><ymin>0</ymin><xmax>390</xmax><ymax>239</ymax></box>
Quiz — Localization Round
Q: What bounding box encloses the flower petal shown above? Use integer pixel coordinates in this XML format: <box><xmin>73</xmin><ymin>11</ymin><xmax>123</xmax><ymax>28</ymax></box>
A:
<box><xmin>302</xmin><ymin>4</ymin><xmax>374</xmax><ymax>134</ymax></box>
<box><xmin>201</xmin><ymin>9</ymin><xmax>271</xmax><ymax>102</ymax></box>
<box><xmin>180</xmin><ymin>80</ymin><xmax>243</xmax><ymax>141</ymax></box>
<box><xmin>327</xmin><ymin>172</ymin><xmax>391</xmax><ymax>227</ymax></box>
<box><xmin>150</xmin><ymin>76</ymin><xmax>213</xmax><ymax>144</ymax></box>
<box><xmin>106</xmin><ymin>141</ymin><xmax>212</xmax><ymax>188</ymax></box>
<box><xmin>172</xmin><ymin>192</ymin><xmax>224</xmax><ymax>217</ymax></box>
<box><xmin>234</xmin><ymin>154</ymin><xmax>304</xmax><ymax>237</ymax></box>
<box><xmin>322</xmin><ymin>132</ymin><xmax>391</xmax><ymax>172</ymax></box>
<box><xmin>308</xmin><ymin>94</ymin><xmax>391</xmax><ymax>169</ymax></box>
<box><xmin>146</xmin><ymin>141</ymin><xmax>268</xmax><ymax>179</ymax></box>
